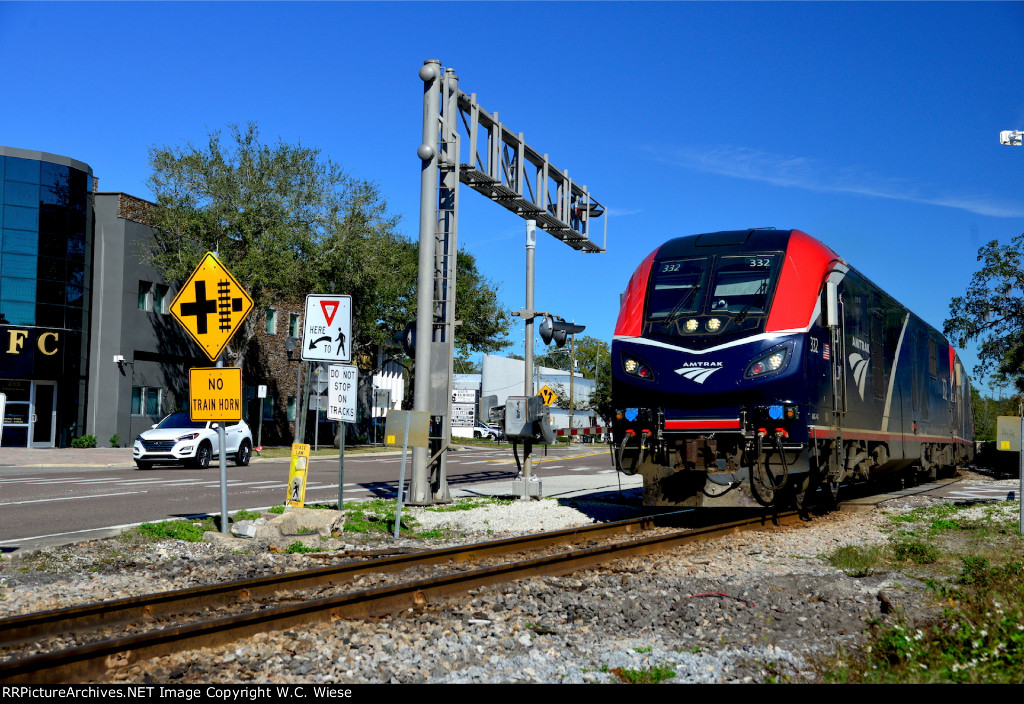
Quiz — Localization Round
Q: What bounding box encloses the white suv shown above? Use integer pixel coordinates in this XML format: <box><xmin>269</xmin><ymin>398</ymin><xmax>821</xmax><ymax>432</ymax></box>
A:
<box><xmin>133</xmin><ymin>412</ymin><xmax>253</xmax><ymax>469</ymax></box>
<box><xmin>473</xmin><ymin>420</ymin><xmax>503</xmax><ymax>441</ymax></box>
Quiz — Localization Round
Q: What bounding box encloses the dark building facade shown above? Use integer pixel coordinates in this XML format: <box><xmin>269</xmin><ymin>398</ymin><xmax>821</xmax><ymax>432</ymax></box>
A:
<box><xmin>1</xmin><ymin>146</ymin><xmax>403</xmax><ymax>450</ymax></box>
<box><xmin>0</xmin><ymin>147</ymin><xmax>93</xmax><ymax>447</ymax></box>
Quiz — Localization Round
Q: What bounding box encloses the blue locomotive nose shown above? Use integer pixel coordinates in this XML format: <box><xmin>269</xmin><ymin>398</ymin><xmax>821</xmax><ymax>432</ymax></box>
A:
<box><xmin>611</xmin><ymin>228</ymin><xmax>974</xmax><ymax>509</ymax></box>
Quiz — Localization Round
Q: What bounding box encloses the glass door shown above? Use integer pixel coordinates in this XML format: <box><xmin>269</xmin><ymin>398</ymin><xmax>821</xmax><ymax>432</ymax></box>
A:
<box><xmin>1</xmin><ymin>380</ymin><xmax>31</xmax><ymax>447</ymax></box>
<box><xmin>30</xmin><ymin>381</ymin><xmax>57</xmax><ymax>448</ymax></box>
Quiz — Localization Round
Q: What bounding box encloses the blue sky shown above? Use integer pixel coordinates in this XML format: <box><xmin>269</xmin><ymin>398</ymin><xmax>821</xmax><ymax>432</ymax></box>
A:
<box><xmin>3</xmin><ymin>1</ymin><xmax>1024</xmax><ymax>391</ymax></box>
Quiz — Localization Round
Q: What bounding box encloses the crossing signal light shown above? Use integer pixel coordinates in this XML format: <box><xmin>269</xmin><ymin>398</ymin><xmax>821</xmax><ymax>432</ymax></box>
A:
<box><xmin>396</xmin><ymin>321</ymin><xmax>416</xmax><ymax>357</ymax></box>
<box><xmin>538</xmin><ymin>316</ymin><xmax>585</xmax><ymax>348</ymax></box>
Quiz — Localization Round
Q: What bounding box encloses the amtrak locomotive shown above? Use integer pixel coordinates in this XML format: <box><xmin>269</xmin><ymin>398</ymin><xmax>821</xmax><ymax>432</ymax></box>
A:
<box><xmin>611</xmin><ymin>229</ymin><xmax>973</xmax><ymax>508</ymax></box>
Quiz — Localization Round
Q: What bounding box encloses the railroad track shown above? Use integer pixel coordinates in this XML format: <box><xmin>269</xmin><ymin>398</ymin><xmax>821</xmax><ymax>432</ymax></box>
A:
<box><xmin>0</xmin><ymin>508</ymin><xmax>807</xmax><ymax>683</ymax></box>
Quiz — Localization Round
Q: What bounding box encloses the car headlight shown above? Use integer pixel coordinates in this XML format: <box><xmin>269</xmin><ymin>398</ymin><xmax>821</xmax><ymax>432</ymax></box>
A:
<box><xmin>744</xmin><ymin>347</ymin><xmax>789</xmax><ymax>378</ymax></box>
<box><xmin>176</xmin><ymin>432</ymin><xmax>201</xmax><ymax>442</ymax></box>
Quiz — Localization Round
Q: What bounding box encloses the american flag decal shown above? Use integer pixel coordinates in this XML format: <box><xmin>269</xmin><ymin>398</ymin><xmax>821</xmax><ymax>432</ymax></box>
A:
<box><xmin>823</xmin><ymin>343</ymin><xmax>830</xmax><ymax>361</ymax></box>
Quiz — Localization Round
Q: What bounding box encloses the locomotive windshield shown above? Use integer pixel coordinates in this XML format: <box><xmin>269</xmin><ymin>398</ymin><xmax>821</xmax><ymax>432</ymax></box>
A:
<box><xmin>645</xmin><ymin>254</ymin><xmax>781</xmax><ymax>341</ymax></box>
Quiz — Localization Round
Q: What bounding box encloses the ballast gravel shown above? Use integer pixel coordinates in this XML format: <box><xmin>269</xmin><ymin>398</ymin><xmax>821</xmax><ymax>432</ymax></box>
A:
<box><xmin>1</xmin><ymin>474</ymin><xmax>1015</xmax><ymax>684</ymax></box>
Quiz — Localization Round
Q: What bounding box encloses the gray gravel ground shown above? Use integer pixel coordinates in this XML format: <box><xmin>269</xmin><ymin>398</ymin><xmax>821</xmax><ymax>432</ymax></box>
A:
<box><xmin>1</xmin><ymin>476</ymin><xmax>1014</xmax><ymax>684</ymax></box>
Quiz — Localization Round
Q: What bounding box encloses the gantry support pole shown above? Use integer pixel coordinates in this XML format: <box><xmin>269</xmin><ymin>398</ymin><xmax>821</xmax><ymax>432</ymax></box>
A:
<box><xmin>411</xmin><ymin>59</ymin><xmax>442</xmax><ymax>505</ymax></box>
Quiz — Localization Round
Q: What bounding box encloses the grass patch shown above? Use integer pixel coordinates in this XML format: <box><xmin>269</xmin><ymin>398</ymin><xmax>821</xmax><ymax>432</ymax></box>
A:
<box><xmin>424</xmin><ymin>497</ymin><xmax>514</xmax><ymax>513</ymax></box>
<box><xmin>284</xmin><ymin>541</ymin><xmax>327</xmax><ymax>554</ymax></box>
<box><xmin>827</xmin><ymin>544</ymin><xmax>888</xmax><ymax>577</ymax></box>
<box><xmin>340</xmin><ymin>498</ymin><xmax>419</xmax><ymax>536</ymax></box>
<box><xmin>135</xmin><ymin>518</ymin><xmax>217</xmax><ymax>542</ymax></box>
<box><xmin>825</xmin><ymin>500</ymin><xmax>1024</xmax><ymax>683</ymax></box>
<box><xmin>610</xmin><ymin>664</ymin><xmax>676</xmax><ymax>684</ymax></box>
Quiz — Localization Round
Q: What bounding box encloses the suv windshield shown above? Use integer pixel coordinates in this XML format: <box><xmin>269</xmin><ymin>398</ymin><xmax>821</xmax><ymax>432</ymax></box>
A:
<box><xmin>156</xmin><ymin>412</ymin><xmax>206</xmax><ymax>429</ymax></box>
<box><xmin>645</xmin><ymin>253</ymin><xmax>781</xmax><ymax>339</ymax></box>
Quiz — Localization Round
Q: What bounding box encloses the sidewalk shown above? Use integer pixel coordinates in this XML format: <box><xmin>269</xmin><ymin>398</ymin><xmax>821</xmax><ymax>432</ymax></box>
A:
<box><xmin>0</xmin><ymin>446</ymin><xmax>135</xmax><ymax>467</ymax></box>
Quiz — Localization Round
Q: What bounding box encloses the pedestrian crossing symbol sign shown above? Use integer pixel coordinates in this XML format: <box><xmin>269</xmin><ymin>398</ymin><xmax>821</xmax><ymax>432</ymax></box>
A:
<box><xmin>170</xmin><ymin>252</ymin><xmax>254</xmax><ymax>362</ymax></box>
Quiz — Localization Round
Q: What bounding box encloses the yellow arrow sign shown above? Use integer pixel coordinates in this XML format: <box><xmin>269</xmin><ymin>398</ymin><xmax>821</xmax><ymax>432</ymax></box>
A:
<box><xmin>538</xmin><ymin>385</ymin><xmax>558</xmax><ymax>406</ymax></box>
<box><xmin>170</xmin><ymin>252</ymin><xmax>254</xmax><ymax>362</ymax></box>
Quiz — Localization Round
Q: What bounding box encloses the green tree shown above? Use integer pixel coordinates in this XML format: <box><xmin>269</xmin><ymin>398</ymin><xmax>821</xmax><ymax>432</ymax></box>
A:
<box><xmin>453</xmin><ymin>249</ymin><xmax>512</xmax><ymax>357</ymax></box>
<box><xmin>382</xmin><ymin>244</ymin><xmax>513</xmax><ymax>361</ymax></box>
<box><xmin>146</xmin><ymin>123</ymin><xmax>407</xmax><ymax>368</ymax></box>
<box><xmin>534</xmin><ymin>335</ymin><xmax>613</xmax><ymax>423</ymax></box>
<box><xmin>147</xmin><ymin>124</ymin><xmax>511</xmax><ymax>371</ymax></box>
<box><xmin>971</xmin><ymin>386</ymin><xmax>1020</xmax><ymax>442</ymax></box>
<box><xmin>945</xmin><ymin>232</ymin><xmax>1024</xmax><ymax>391</ymax></box>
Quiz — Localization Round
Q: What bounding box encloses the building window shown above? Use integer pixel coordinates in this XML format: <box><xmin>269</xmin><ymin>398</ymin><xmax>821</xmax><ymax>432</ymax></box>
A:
<box><xmin>138</xmin><ymin>282</ymin><xmax>169</xmax><ymax>313</ymax></box>
<box><xmin>266</xmin><ymin>309</ymin><xmax>277</xmax><ymax>334</ymax></box>
<box><xmin>131</xmin><ymin>387</ymin><xmax>162</xmax><ymax>416</ymax></box>
<box><xmin>287</xmin><ymin>396</ymin><xmax>296</xmax><ymax>422</ymax></box>
<box><xmin>262</xmin><ymin>396</ymin><xmax>274</xmax><ymax>421</ymax></box>
<box><xmin>138</xmin><ymin>281</ymin><xmax>151</xmax><ymax>311</ymax></box>
<box><xmin>289</xmin><ymin>313</ymin><xmax>299</xmax><ymax>338</ymax></box>
<box><xmin>153</xmin><ymin>284</ymin><xmax>168</xmax><ymax>314</ymax></box>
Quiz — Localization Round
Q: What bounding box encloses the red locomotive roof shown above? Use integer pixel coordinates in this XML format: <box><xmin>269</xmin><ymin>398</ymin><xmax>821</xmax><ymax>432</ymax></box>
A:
<box><xmin>765</xmin><ymin>229</ymin><xmax>843</xmax><ymax>332</ymax></box>
<box><xmin>614</xmin><ymin>230</ymin><xmax>844</xmax><ymax>337</ymax></box>
<box><xmin>613</xmin><ymin>246</ymin><xmax>659</xmax><ymax>337</ymax></box>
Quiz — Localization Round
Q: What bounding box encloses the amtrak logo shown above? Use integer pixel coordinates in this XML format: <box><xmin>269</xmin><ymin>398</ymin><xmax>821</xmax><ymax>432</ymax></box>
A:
<box><xmin>675</xmin><ymin>362</ymin><xmax>723</xmax><ymax>384</ymax></box>
<box><xmin>849</xmin><ymin>352</ymin><xmax>869</xmax><ymax>400</ymax></box>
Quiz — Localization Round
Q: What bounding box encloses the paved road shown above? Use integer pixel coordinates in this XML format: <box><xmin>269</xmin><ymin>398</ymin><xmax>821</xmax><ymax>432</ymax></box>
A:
<box><xmin>0</xmin><ymin>443</ymin><xmax>632</xmax><ymax>552</ymax></box>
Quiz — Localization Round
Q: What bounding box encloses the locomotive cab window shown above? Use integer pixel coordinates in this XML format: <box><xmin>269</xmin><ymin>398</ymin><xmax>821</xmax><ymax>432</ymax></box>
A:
<box><xmin>646</xmin><ymin>257</ymin><xmax>709</xmax><ymax>322</ymax></box>
<box><xmin>645</xmin><ymin>253</ymin><xmax>781</xmax><ymax>340</ymax></box>
<box><xmin>708</xmin><ymin>256</ymin><xmax>776</xmax><ymax>315</ymax></box>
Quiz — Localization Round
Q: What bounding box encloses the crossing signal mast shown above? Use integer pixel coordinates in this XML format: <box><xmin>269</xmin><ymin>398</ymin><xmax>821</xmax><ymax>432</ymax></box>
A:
<box><xmin>409</xmin><ymin>59</ymin><xmax>606</xmax><ymax>504</ymax></box>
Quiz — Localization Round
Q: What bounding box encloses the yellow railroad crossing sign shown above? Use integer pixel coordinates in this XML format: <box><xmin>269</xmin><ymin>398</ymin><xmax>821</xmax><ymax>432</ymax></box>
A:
<box><xmin>538</xmin><ymin>385</ymin><xmax>558</xmax><ymax>406</ymax></box>
<box><xmin>170</xmin><ymin>252</ymin><xmax>253</xmax><ymax>362</ymax></box>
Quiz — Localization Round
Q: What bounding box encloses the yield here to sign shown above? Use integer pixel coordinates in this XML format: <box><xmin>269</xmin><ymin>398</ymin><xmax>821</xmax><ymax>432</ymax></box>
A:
<box><xmin>302</xmin><ymin>294</ymin><xmax>352</xmax><ymax>363</ymax></box>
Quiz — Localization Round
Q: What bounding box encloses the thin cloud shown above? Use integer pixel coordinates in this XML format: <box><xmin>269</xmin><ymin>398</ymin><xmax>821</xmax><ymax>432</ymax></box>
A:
<box><xmin>605</xmin><ymin>207</ymin><xmax>643</xmax><ymax>217</ymax></box>
<box><xmin>655</xmin><ymin>145</ymin><xmax>1024</xmax><ymax>219</ymax></box>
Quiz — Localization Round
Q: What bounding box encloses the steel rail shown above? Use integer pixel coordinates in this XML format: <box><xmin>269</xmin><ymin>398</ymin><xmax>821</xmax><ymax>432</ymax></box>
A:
<box><xmin>0</xmin><ymin>513</ymin><xmax>664</xmax><ymax>649</ymax></box>
<box><xmin>0</xmin><ymin>510</ymin><xmax>801</xmax><ymax>684</ymax></box>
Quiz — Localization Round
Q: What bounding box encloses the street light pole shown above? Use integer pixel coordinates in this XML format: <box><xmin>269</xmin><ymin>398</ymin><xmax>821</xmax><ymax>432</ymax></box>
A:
<box><xmin>1001</xmin><ymin>129</ymin><xmax>1023</xmax><ymax>534</ymax></box>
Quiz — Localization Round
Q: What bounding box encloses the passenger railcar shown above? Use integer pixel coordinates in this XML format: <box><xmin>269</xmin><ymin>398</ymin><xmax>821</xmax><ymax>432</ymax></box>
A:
<box><xmin>611</xmin><ymin>229</ymin><xmax>973</xmax><ymax>508</ymax></box>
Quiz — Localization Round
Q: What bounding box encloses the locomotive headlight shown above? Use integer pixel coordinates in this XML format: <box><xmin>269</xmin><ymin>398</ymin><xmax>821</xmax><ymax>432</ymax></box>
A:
<box><xmin>744</xmin><ymin>346</ymin><xmax>790</xmax><ymax>378</ymax></box>
<box><xmin>622</xmin><ymin>353</ymin><xmax>655</xmax><ymax>381</ymax></box>
<box><xmin>706</xmin><ymin>318</ymin><xmax>722</xmax><ymax>332</ymax></box>
<box><xmin>685</xmin><ymin>319</ymin><xmax>699</xmax><ymax>332</ymax></box>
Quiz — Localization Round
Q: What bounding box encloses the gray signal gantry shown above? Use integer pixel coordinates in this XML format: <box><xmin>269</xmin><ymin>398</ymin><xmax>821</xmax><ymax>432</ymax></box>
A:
<box><xmin>408</xmin><ymin>59</ymin><xmax>606</xmax><ymax>505</ymax></box>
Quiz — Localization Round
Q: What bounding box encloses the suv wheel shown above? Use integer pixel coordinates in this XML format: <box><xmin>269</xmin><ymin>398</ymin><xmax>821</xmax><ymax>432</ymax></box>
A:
<box><xmin>192</xmin><ymin>442</ymin><xmax>212</xmax><ymax>469</ymax></box>
<box><xmin>235</xmin><ymin>440</ymin><xmax>252</xmax><ymax>467</ymax></box>
<box><xmin>135</xmin><ymin>460</ymin><xmax>153</xmax><ymax>470</ymax></box>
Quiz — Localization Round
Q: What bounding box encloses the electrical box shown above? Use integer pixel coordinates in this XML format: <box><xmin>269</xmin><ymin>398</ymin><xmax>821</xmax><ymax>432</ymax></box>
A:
<box><xmin>505</xmin><ymin>396</ymin><xmax>541</xmax><ymax>437</ymax></box>
<box><xmin>504</xmin><ymin>395</ymin><xmax>555</xmax><ymax>443</ymax></box>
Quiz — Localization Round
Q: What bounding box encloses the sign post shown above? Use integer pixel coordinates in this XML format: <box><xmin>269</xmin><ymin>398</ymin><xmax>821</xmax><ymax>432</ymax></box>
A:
<box><xmin>170</xmin><ymin>252</ymin><xmax>253</xmax><ymax>533</ymax></box>
<box><xmin>327</xmin><ymin>363</ymin><xmax>358</xmax><ymax>511</ymax></box>
<box><xmin>384</xmin><ymin>410</ymin><xmax>430</xmax><ymax>538</ymax></box>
